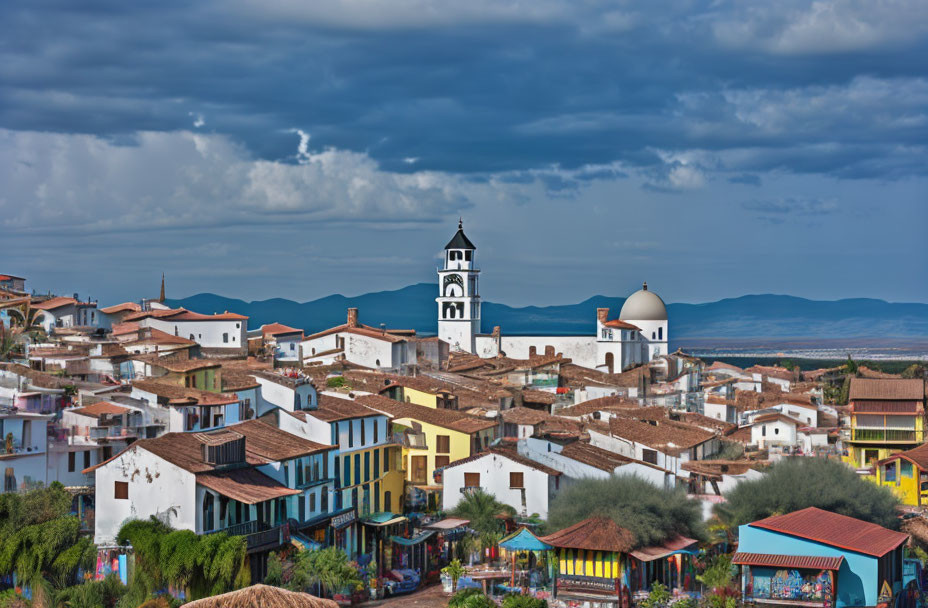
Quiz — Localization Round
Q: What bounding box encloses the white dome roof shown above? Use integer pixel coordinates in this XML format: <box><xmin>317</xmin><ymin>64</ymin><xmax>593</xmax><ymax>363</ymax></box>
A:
<box><xmin>619</xmin><ymin>282</ymin><xmax>667</xmax><ymax>321</ymax></box>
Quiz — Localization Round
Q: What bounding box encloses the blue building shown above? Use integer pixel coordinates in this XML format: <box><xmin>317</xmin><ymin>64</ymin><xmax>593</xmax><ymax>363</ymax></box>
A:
<box><xmin>734</xmin><ymin>507</ymin><xmax>909</xmax><ymax>608</ymax></box>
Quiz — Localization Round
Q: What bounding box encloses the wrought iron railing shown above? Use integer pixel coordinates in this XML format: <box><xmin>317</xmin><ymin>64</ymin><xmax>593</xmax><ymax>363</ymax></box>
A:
<box><xmin>851</xmin><ymin>428</ymin><xmax>923</xmax><ymax>442</ymax></box>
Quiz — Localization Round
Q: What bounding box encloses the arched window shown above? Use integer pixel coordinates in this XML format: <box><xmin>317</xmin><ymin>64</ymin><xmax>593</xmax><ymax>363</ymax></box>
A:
<box><xmin>652</xmin><ymin>331</ymin><xmax>656</xmax><ymax>339</ymax></box>
<box><xmin>605</xmin><ymin>352</ymin><xmax>615</xmax><ymax>374</ymax></box>
<box><xmin>202</xmin><ymin>493</ymin><xmax>215</xmax><ymax>532</ymax></box>
<box><xmin>375</xmin><ymin>359</ymin><xmax>381</xmax><ymax>367</ymax></box>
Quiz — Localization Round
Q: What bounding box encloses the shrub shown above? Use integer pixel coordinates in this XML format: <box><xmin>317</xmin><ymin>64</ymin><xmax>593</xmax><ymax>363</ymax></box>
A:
<box><xmin>502</xmin><ymin>593</ymin><xmax>547</xmax><ymax>608</ymax></box>
<box><xmin>326</xmin><ymin>376</ymin><xmax>348</xmax><ymax>388</ymax></box>
<box><xmin>547</xmin><ymin>476</ymin><xmax>704</xmax><ymax>547</ymax></box>
<box><xmin>719</xmin><ymin>457</ymin><xmax>899</xmax><ymax>529</ymax></box>
<box><xmin>449</xmin><ymin>588</ymin><xmax>486</xmax><ymax>608</ymax></box>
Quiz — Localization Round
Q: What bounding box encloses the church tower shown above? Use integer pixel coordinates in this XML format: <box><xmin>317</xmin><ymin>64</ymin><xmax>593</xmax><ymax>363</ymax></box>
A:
<box><xmin>437</xmin><ymin>220</ymin><xmax>480</xmax><ymax>353</ymax></box>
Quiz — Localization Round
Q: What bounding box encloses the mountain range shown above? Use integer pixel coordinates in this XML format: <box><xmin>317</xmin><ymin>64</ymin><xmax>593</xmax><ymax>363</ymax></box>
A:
<box><xmin>166</xmin><ymin>283</ymin><xmax>928</xmax><ymax>349</ymax></box>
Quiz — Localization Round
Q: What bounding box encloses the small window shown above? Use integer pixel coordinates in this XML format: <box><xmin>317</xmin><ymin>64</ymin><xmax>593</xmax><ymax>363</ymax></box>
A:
<box><xmin>222</xmin><ymin>333</ymin><xmax>229</xmax><ymax>343</ymax></box>
<box><xmin>435</xmin><ymin>455</ymin><xmax>450</xmax><ymax>469</ymax></box>
<box><xmin>436</xmin><ymin>435</ymin><xmax>451</xmax><ymax>454</ymax></box>
<box><xmin>310</xmin><ymin>492</ymin><xmax>316</xmax><ymax>512</ymax></box>
<box><xmin>510</xmin><ymin>472</ymin><xmax>524</xmax><ymax>488</ymax></box>
<box><xmin>114</xmin><ymin>481</ymin><xmax>129</xmax><ymax>500</ymax></box>
<box><xmin>68</xmin><ymin>452</ymin><xmax>76</xmax><ymax>472</ymax></box>
<box><xmin>236</xmin><ymin>323</ymin><xmax>240</xmax><ymax>329</ymax></box>
<box><xmin>464</xmin><ymin>472</ymin><xmax>480</xmax><ymax>488</ymax></box>
<box><xmin>375</xmin><ymin>359</ymin><xmax>380</xmax><ymax>367</ymax></box>
<box><xmin>361</xmin><ymin>421</ymin><xmax>366</xmax><ymax>445</ymax></box>
<box><xmin>84</xmin><ymin>451</ymin><xmax>91</xmax><ymax>469</ymax></box>
<box><xmin>774</xmin><ymin>427</ymin><xmax>780</xmax><ymax>435</ymax></box>
<box><xmin>373</xmin><ymin>420</ymin><xmax>379</xmax><ymax>442</ymax></box>
<box><xmin>642</xmin><ymin>449</ymin><xmax>658</xmax><ymax>465</ymax></box>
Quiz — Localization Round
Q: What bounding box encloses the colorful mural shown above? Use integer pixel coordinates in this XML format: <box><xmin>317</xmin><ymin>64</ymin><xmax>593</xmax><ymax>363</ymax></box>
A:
<box><xmin>749</xmin><ymin>568</ymin><xmax>833</xmax><ymax>605</ymax></box>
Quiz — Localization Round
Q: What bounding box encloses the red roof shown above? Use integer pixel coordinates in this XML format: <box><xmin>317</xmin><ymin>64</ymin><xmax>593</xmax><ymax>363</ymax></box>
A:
<box><xmin>732</xmin><ymin>552</ymin><xmax>843</xmax><ymax>571</ymax></box>
<box><xmin>261</xmin><ymin>322</ymin><xmax>303</xmax><ymax>337</ymax></box>
<box><xmin>100</xmin><ymin>302</ymin><xmax>142</xmax><ymax>314</ymax></box>
<box><xmin>603</xmin><ymin>319</ymin><xmax>640</xmax><ymax>330</ymax></box>
<box><xmin>749</xmin><ymin>507</ymin><xmax>908</xmax><ymax>557</ymax></box>
<box><xmin>32</xmin><ymin>296</ymin><xmax>78</xmax><ymax>310</ymax></box>
<box><xmin>540</xmin><ymin>517</ymin><xmax>636</xmax><ymax>552</ymax></box>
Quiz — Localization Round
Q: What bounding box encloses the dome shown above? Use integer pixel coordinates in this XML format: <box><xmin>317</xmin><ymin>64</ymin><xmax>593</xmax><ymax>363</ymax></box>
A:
<box><xmin>619</xmin><ymin>282</ymin><xmax>667</xmax><ymax>321</ymax></box>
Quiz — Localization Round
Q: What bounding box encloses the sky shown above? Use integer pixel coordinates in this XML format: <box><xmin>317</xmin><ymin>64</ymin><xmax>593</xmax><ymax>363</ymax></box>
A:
<box><xmin>1</xmin><ymin>0</ymin><xmax>926</xmax><ymax>308</ymax></box>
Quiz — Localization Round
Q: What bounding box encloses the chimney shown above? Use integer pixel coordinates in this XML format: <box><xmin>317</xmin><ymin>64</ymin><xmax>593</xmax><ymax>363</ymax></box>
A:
<box><xmin>347</xmin><ymin>308</ymin><xmax>359</xmax><ymax>328</ymax></box>
<box><xmin>597</xmin><ymin>308</ymin><xmax>610</xmax><ymax>324</ymax></box>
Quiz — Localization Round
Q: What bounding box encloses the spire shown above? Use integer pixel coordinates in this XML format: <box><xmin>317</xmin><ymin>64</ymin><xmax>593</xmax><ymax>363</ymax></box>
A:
<box><xmin>458</xmin><ymin>217</ymin><xmax>463</xmax><ymax>230</ymax></box>
<box><xmin>445</xmin><ymin>219</ymin><xmax>476</xmax><ymax>250</ymax></box>
<box><xmin>159</xmin><ymin>273</ymin><xmax>165</xmax><ymax>303</ymax></box>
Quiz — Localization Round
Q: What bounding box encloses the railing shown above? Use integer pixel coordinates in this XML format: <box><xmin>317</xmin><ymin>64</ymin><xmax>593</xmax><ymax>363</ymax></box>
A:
<box><xmin>209</xmin><ymin>521</ymin><xmax>288</xmax><ymax>552</ymax></box>
<box><xmin>89</xmin><ymin>425</ymin><xmax>137</xmax><ymax>440</ymax></box>
<box><xmin>851</xmin><ymin>428</ymin><xmax>923</xmax><ymax>443</ymax></box>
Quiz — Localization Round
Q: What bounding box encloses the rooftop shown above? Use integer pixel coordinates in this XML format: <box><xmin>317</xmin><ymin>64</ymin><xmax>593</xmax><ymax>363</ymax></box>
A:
<box><xmin>355</xmin><ymin>394</ymin><xmax>496</xmax><ymax>434</ymax></box>
<box><xmin>605</xmin><ymin>416</ymin><xmax>716</xmax><ymax>456</ymax></box>
<box><xmin>850</xmin><ymin>378</ymin><xmax>925</xmax><ymax>401</ymax></box>
<box><xmin>749</xmin><ymin>507</ymin><xmax>908</xmax><ymax>557</ymax></box>
<box><xmin>541</xmin><ymin>516</ymin><xmax>636</xmax><ymax>552</ymax></box>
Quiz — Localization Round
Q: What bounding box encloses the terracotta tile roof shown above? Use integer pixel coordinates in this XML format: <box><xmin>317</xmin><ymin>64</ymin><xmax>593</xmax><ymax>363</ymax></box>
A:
<box><xmin>221</xmin><ymin>370</ymin><xmax>261</xmax><ymax>392</ymax></box>
<box><xmin>32</xmin><ymin>296</ymin><xmax>78</xmax><ymax>310</ymax></box>
<box><xmin>850</xmin><ymin>378</ymin><xmax>925</xmax><ymax>401</ymax></box>
<box><xmin>302</xmin><ymin>394</ymin><xmax>383</xmax><ymax>422</ymax></box>
<box><xmin>725</xmin><ymin>426</ymin><xmax>753</xmax><ymax>443</ymax></box>
<box><xmin>603</xmin><ymin>319</ymin><xmax>640</xmax><ymax>330</ymax></box>
<box><xmin>521</xmin><ymin>389</ymin><xmax>555</xmax><ymax>405</ymax></box>
<box><xmin>196</xmin><ymin>468</ymin><xmax>301</xmax><ymax>504</ymax></box>
<box><xmin>556</xmin><ymin>397</ymin><xmax>640</xmax><ymax>418</ymax></box>
<box><xmin>732</xmin><ymin>553</ymin><xmax>843</xmax><ymax>571</ymax></box>
<box><xmin>0</xmin><ymin>362</ymin><xmax>72</xmax><ymax>389</ymax></box>
<box><xmin>111</xmin><ymin>322</ymin><xmax>141</xmax><ymax>336</ymax></box>
<box><xmin>131</xmin><ymin>379</ymin><xmax>239</xmax><ymax>406</ymax></box>
<box><xmin>708</xmin><ymin>361</ymin><xmax>744</xmax><ymax>373</ymax></box>
<box><xmin>559</xmin><ymin>363</ymin><xmax>649</xmax><ymax>389</ymax></box>
<box><xmin>232</xmin><ymin>419</ymin><xmax>334</xmax><ymax>462</ymax></box>
<box><xmin>125</xmin><ymin>308</ymin><xmax>247</xmax><ymax>322</ymax></box>
<box><xmin>606</xmin><ymin>416</ymin><xmax>716</xmax><ymax>456</ymax></box>
<box><xmin>681</xmin><ymin>459</ymin><xmax>759</xmax><ymax>477</ymax></box>
<box><xmin>559</xmin><ymin>441</ymin><xmax>671</xmax><ymax>474</ymax></box>
<box><xmin>751</xmin><ymin>412</ymin><xmax>801</xmax><ymax>426</ymax></box>
<box><xmin>540</xmin><ymin>517</ymin><xmax>636</xmax><ymax>552</ymax></box>
<box><xmin>355</xmin><ymin>394</ymin><xmax>496</xmax><ymax>434</ymax></box>
<box><xmin>69</xmin><ymin>402</ymin><xmax>131</xmax><ymax>417</ymax></box>
<box><xmin>745</xmin><ymin>365</ymin><xmax>796</xmax><ymax>382</ymax></box>
<box><xmin>125</xmin><ymin>328</ymin><xmax>197</xmax><ymax>347</ymax></box>
<box><xmin>443</xmin><ymin>447</ymin><xmax>562</xmax><ymax>477</ymax></box>
<box><xmin>878</xmin><ymin>442</ymin><xmax>928</xmax><ymax>471</ymax></box>
<box><xmin>630</xmin><ymin>535</ymin><xmax>699</xmax><ymax>561</ymax></box>
<box><xmin>261</xmin><ymin>322</ymin><xmax>303</xmax><ymax>337</ymax></box>
<box><xmin>131</xmin><ymin>353</ymin><xmax>221</xmax><ymax>372</ymax></box>
<box><xmin>123</xmin><ymin>308</ymin><xmax>186</xmax><ymax>321</ymax></box>
<box><xmin>381</xmin><ymin>376</ymin><xmax>457</xmax><ymax>395</ymax></box>
<box><xmin>750</xmin><ymin>507</ymin><xmax>908</xmax><ymax>557</ymax></box>
<box><xmin>304</xmin><ymin>323</ymin><xmax>410</xmax><ymax>344</ymax></box>
<box><xmin>858</xmin><ymin>366</ymin><xmax>902</xmax><ymax>379</ymax></box>
<box><xmin>100</xmin><ymin>302</ymin><xmax>142</xmax><ymax>314</ymax></box>
<box><xmin>678</xmin><ymin>412</ymin><xmax>736</xmax><ymax>434</ymax></box>
<box><xmin>501</xmin><ymin>407</ymin><xmax>556</xmax><ymax>425</ymax></box>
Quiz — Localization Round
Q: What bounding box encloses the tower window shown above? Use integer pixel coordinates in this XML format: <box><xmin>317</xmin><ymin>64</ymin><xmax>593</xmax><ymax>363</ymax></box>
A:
<box><xmin>464</xmin><ymin>250</ymin><xmax>472</xmax><ymax>261</ymax></box>
<box><xmin>658</xmin><ymin>327</ymin><xmax>663</xmax><ymax>340</ymax></box>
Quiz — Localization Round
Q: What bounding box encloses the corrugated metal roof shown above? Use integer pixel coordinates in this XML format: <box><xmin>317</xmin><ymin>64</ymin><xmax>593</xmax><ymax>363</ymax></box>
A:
<box><xmin>749</xmin><ymin>507</ymin><xmax>909</xmax><ymax>557</ymax></box>
<box><xmin>732</xmin><ymin>552</ymin><xmax>843</xmax><ymax>570</ymax></box>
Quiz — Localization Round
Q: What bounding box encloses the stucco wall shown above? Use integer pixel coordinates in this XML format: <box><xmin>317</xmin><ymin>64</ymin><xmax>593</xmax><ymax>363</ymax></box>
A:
<box><xmin>94</xmin><ymin>445</ymin><xmax>196</xmax><ymax>543</ymax></box>
<box><xmin>499</xmin><ymin>336</ymin><xmax>598</xmax><ymax>369</ymax></box>
<box><xmin>442</xmin><ymin>453</ymin><xmax>553</xmax><ymax>518</ymax></box>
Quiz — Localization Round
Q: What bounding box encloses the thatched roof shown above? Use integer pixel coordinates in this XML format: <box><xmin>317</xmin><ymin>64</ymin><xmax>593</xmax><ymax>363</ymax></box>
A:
<box><xmin>183</xmin><ymin>585</ymin><xmax>339</xmax><ymax>608</ymax></box>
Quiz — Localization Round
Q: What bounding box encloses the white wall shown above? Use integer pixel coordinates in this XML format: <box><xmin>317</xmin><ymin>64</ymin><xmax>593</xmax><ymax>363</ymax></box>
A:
<box><xmin>499</xmin><ymin>336</ymin><xmax>599</xmax><ymax>369</ymax></box>
<box><xmin>144</xmin><ymin>317</ymin><xmax>246</xmax><ymax>350</ymax></box>
<box><xmin>751</xmin><ymin>419</ymin><xmax>798</xmax><ymax>448</ymax></box>
<box><xmin>93</xmin><ymin>445</ymin><xmax>196</xmax><ymax>543</ymax></box>
<box><xmin>442</xmin><ymin>452</ymin><xmax>554</xmax><ymax>519</ymax></box>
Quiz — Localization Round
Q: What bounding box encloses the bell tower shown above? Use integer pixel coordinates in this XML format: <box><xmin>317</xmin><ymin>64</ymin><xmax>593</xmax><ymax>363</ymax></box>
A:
<box><xmin>437</xmin><ymin>220</ymin><xmax>480</xmax><ymax>353</ymax></box>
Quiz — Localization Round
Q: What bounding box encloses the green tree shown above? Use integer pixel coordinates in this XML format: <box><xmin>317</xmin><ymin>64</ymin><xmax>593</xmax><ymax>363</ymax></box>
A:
<box><xmin>718</xmin><ymin>457</ymin><xmax>899</xmax><ymax>529</ymax></box>
<box><xmin>696</xmin><ymin>554</ymin><xmax>735</xmax><ymax>593</ymax></box>
<box><xmin>265</xmin><ymin>552</ymin><xmax>284</xmax><ymax>587</ymax></box>
<box><xmin>845</xmin><ymin>355</ymin><xmax>858</xmax><ymax>375</ymax></box>
<box><xmin>288</xmin><ymin>547</ymin><xmax>360</xmax><ymax>598</ymax></box>
<box><xmin>902</xmin><ymin>364</ymin><xmax>927</xmax><ymax>379</ymax></box>
<box><xmin>547</xmin><ymin>476</ymin><xmax>704</xmax><ymax>548</ymax></box>
<box><xmin>451</xmin><ymin>490</ymin><xmax>515</xmax><ymax>537</ymax></box>
<box><xmin>442</xmin><ymin>559</ymin><xmax>466</xmax><ymax>593</ymax></box>
<box><xmin>640</xmin><ymin>582</ymin><xmax>672</xmax><ymax>608</ymax></box>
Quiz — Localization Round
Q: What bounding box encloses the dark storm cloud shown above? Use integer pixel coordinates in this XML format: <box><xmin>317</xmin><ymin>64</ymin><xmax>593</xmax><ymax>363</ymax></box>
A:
<box><xmin>1</xmin><ymin>0</ymin><xmax>926</xmax><ymax>178</ymax></box>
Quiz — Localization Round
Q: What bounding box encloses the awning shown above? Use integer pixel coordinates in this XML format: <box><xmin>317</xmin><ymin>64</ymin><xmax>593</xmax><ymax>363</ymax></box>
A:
<box><xmin>500</xmin><ymin>527</ymin><xmax>553</xmax><ymax>552</ymax></box>
<box><xmin>630</xmin><ymin>535</ymin><xmax>699</xmax><ymax>562</ymax></box>
<box><xmin>291</xmin><ymin>532</ymin><xmax>323</xmax><ymax>552</ymax></box>
<box><xmin>391</xmin><ymin>530</ymin><xmax>436</xmax><ymax>546</ymax></box>
<box><xmin>425</xmin><ymin>517</ymin><xmax>471</xmax><ymax>531</ymax></box>
<box><xmin>363</xmin><ymin>512</ymin><xmax>408</xmax><ymax>527</ymax></box>
<box><xmin>196</xmin><ymin>468</ymin><xmax>300</xmax><ymax>504</ymax></box>
<box><xmin>732</xmin><ymin>553</ymin><xmax>844</xmax><ymax>571</ymax></box>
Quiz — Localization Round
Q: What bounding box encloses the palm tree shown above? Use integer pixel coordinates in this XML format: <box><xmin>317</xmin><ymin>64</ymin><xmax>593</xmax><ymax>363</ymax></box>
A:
<box><xmin>452</xmin><ymin>490</ymin><xmax>515</xmax><ymax>537</ymax></box>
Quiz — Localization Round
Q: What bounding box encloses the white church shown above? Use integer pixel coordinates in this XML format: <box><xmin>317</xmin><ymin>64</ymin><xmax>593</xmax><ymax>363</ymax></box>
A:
<box><xmin>436</xmin><ymin>221</ymin><xmax>668</xmax><ymax>373</ymax></box>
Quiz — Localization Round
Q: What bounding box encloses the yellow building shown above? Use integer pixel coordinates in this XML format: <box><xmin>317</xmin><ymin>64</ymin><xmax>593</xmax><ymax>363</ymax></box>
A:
<box><xmin>356</xmin><ymin>394</ymin><xmax>497</xmax><ymax>489</ymax></box>
<box><xmin>540</xmin><ymin>517</ymin><xmax>634</xmax><ymax>608</ymax></box>
<box><xmin>381</xmin><ymin>377</ymin><xmax>459</xmax><ymax>409</ymax></box>
<box><xmin>874</xmin><ymin>443</ymin><xmax>928</xmax><ymax>506</ymax></box>
<box><xmin>843</xmin><ymin>378</ymin><xmax>926</xmax><ymax>469</ymax></box>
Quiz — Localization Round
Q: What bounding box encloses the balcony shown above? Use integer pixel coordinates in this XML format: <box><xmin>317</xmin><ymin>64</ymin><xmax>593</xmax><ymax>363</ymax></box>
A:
<box><xmin>851</xmin><ymin>428</ymin><xmax>923</xmax><ymax>443</ymax></box>
<box><xmin>88</xmin><ymin>425</ymin><xmax>137</xmax><ymax>441</ymax></box>
<box><xmin>209</xmin><ymin>521</ymin><xmax>290</xmax><ymax>553</ymax></box>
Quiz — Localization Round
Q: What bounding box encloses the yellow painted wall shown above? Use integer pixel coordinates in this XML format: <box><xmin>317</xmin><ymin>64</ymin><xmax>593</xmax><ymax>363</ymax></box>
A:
<box><xmin>391</xmin><ymin>417</ymin><xmax>496</xmax><ymax>484</ymax></box>
<box><xmin>403</xmin><ymin>387</ymin><xmax>439</xmax><ymax>409</ymax></box>
<box><xmin>557</xmin><ymin>548</ymin><xmax>622</xmax><ymax>580</ymax></box>
<box><xmin>339</xmin><ymin>444</ymin><xmax>405</xmax><ymax>515</ymax></box>
<box><xmin>874</xmin><ymin>458</ymin><xmax>921</xmax><ymax>506</ymax></box>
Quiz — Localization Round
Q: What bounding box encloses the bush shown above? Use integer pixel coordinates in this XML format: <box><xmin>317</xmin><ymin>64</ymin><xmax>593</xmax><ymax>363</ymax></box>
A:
<box><xmin>502</xmin><ymin>593</ymin><xmax>547</xmax><ymax>608</ymax></box>
<box><xmin>547</xmin><ymin>476</ymin><xmax>704</xmax><ymax>547</ymax></box>
<box><xmin>719</xmin><ymin>457</ymin><xmax>899</xmax><ymax>529</ymax></box>
<box><xmin>265</xmin><ymin>552</ymin><xmax>283</xmax><ymax>586</ymax></box>
<box><xmin>640</xmin><ymin>583</ymin><xmax>672</xmax><ymax>608</ymax></box>
<box><xmin>449</xmin><ymin>588</ymin><xmax>486</xmax><ymax>608</ymax></box>
<box><xmin>326</xmin><ymin>376</ymin><xmax>348</xmax><ymax>388</ymax></box>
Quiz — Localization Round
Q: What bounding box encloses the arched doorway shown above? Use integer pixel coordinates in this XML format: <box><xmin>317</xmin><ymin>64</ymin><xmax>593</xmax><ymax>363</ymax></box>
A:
<box><xmin>605</xmin><ymin>352</ymin><xmax>615</xmax><ymax>374</ymax></box>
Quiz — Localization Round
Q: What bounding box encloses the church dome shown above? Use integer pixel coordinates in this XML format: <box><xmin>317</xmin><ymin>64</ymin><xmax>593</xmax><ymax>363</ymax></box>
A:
<box><xmin>619</xmin><ymin>282</ymin><xmax>667</xmax><ymax>321</ymax></box>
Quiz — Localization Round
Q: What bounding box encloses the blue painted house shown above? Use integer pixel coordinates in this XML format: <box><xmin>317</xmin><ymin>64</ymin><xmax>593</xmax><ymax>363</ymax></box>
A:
<box><xmin>734</xmin><ymin>507</ymin><xmax>909</xmax><ymax>608</ymax></box>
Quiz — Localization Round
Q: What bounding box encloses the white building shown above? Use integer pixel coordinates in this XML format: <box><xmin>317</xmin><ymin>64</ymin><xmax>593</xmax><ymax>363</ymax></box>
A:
<box><xmin>441</xmin><ymin>448</ymin><xmax>563</xmax><ymax>519</ymax></box>
<box><xmin>89</xmin><ymin>419</ymin><xmax>336</xmax><ymax>551</ymax></box>
<box><xmin>251</xmin><ymin>370</ymin><xmax>318</xmax><ymax>417</ymax></box>
<box><xmin>125</xmin><ymin>308</ymin><xmax>248</xmax><ymax>357</ymax></box>
<box><xmin>0</xmin><ymin>408</ymin><xmax>51</xmax><ymax>492</ymax></box>
<box><xmin>32</xmin><ymin>296</ymin><xmax>98</xmax><ymax>331</ymax></box>
<box><xmin>436</xmin><ymin>222</ymin><xmax>668</xmax><ymax>372</ymax></box>
<box><xmin>750</xmin><ymin>413</ymin><xmax>801</xmax><ymax>449</ymax></box>
<box><xmin>300</xmin><ymin>308</ymin><xmax>416</xmax><ymax>370</ymax></box>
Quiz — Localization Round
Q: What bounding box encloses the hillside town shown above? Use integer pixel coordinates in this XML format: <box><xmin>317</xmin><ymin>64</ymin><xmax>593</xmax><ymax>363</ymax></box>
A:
<box><xmin>1</xmin><ymin>225</ymin><xmax>927</xmax><ymax>608</ymax></box>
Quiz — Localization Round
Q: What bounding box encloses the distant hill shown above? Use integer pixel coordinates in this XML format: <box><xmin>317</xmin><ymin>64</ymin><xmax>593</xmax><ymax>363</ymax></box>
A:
<box><xmin>167</xmin><ymin>284</ymin><xmax>928</xmax><ymax>347</ymax></box>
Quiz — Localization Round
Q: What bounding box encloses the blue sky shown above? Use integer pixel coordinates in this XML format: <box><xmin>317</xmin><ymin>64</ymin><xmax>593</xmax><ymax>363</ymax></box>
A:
<box><xmin>1</xmin><ymin>0</ymin><xmax>926</xmax><ymax>306</ymax></box>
